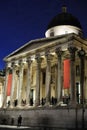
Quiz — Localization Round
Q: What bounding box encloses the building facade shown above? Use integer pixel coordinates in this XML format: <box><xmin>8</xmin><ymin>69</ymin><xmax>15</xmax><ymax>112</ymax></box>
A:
<box><xmin>2</xmin><ymin>6</ymin><xmax>87</xmax><ymax>109</ymax></box>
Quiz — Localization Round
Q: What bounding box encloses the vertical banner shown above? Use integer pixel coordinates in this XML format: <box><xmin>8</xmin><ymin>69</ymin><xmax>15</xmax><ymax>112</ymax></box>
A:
<box><xmin>7</xmin><ymin>74</ymin><xmax>12</xmax><ymax>96</ymax></box>
<box><xmin>64</xmin><ymin>59</ymin><xmax>70</xmax><ymax>89</ymax></box>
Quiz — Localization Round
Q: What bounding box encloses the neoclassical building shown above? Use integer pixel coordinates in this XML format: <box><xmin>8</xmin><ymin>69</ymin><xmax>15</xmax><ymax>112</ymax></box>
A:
<box><xmin>2</xmin><ymin>6</ymin><xmax>87</xmax><ymax>108</ymax></box>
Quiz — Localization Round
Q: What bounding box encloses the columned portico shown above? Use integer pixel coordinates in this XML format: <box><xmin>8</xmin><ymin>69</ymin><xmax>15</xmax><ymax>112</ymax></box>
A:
<box><xmin>1</xmin><ymin>1</ymin><xmax>87</xmax><ymax>113</ymax></box>
<box><xmin>3</xmin><ymin>35</ymin><xmax>87</xmax><ymax>110</ymax></box>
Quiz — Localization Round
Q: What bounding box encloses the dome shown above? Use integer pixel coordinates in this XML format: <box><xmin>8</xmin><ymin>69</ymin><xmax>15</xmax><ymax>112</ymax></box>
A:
<box><xmin>45</xmin><ymin>6</ymin><xmax>83</xmax><ymax>37</ymax></box>
<box><xmin>47</xmin><ymin>12</ymin><xmax>82</xmax><ymax>30</ymax></box>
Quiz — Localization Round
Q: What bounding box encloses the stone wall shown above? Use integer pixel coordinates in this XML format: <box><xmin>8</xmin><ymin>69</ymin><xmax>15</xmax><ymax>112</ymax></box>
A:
<box><xmin>0</xmin><ymin>107</ymin><xmax>86</xmax><ymax>129</ymax></box>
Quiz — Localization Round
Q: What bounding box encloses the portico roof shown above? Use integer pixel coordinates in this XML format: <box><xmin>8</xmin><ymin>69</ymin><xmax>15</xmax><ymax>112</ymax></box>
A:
<box><xmin>4</xmin><ymin>33</ymin><xmax>87</xmax><ymax>62</ymax></box>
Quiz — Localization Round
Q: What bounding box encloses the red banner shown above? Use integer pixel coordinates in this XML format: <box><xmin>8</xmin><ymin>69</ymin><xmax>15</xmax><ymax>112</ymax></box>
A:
<box><xmin>7</xmin><ymin>74</ymin><xmax>12</xmax><ymax>96</ymax></box>
<box><xmin>64</xmin><ymin>59</ymin><xmax>70</xmax><ymax>89</ymax></box>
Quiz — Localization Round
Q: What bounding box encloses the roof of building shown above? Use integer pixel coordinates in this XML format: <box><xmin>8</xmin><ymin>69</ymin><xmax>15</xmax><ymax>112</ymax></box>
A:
<box><xmin>47</xmin><ymin>6</ymin><xmax>82</xmax><ymax>30</ymax></box>
<box><xmin>4</xmin><ymin>33</ymin><xmax>87</xmax><ymax>61</ymax></box>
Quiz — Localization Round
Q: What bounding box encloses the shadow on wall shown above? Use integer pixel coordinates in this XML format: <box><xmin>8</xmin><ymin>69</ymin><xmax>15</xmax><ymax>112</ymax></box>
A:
<box><xmin>38</xmin><ymin>116</ymin><xmax>51</xmax><ymax>129</ymax></box>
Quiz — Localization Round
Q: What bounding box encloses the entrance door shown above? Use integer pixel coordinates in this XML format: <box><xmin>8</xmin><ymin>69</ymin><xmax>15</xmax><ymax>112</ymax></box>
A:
<box><xmin>30</xmin><ymin>89</ymin><xmax>35</xmax><ymax>105</ymax></box>
<box><xmin>76</xmin><ymin>82</ymin><xmax>80</xmax><ymax>104</ymax></box>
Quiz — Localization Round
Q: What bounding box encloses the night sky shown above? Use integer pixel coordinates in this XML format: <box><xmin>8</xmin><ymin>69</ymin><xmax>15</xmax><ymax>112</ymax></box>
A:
<box><xmin>0</xmin><ymin>0</ymin><xmax>87</xmax><ymax>69</ymax></box>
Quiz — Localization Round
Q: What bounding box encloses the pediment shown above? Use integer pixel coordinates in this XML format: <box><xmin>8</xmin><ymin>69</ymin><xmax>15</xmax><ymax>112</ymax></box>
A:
<box><xmin>4</xmin><ymin>33</ymin><xmax>87</xmax><ymax>61</ymax></box>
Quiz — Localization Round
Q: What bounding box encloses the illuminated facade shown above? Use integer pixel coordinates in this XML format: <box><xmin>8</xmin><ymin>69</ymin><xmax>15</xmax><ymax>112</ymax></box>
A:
<box><xmin>2</xmin><ymin>6</ymin><xmax>87</xmax><ymax>108</ymax></box>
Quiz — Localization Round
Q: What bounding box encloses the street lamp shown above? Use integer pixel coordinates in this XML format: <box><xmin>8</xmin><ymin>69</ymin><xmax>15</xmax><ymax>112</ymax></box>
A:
<box><xmin>78</xmin><ymin>47</ymin><xmax>85</xmax><ymax>129</ymax></box>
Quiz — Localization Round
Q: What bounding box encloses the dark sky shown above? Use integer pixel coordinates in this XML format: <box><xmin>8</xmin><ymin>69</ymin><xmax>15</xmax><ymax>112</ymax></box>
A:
<box><xmin>0</xmin><ymin>0</ymin><xmax>87</xmax><ymax>69</ymax></box>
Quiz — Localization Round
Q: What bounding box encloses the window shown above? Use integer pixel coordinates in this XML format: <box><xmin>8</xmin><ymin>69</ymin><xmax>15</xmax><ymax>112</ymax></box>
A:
<box><xmin>50</xmin><ymin>31</ymin><xmax>54</xmax><ymax>37</ymax></box>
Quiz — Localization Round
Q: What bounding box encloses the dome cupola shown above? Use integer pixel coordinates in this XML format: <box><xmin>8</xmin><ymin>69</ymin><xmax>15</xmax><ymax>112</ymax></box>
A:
<box><xmin>45</xmin><ymin>6</ymin><xmax>83</xmax><ymax>37</ymax></box>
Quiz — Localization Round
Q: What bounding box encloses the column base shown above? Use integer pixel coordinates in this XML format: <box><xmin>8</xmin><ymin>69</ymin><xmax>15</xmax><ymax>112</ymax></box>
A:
<box><xmin>35</xmin><ymin>101</ymin><xmax>40</xmax><ymax>107</ymax></box>
<box><xmin>68</xmin><ymin>100</ymin><xmax>77</xmax><ymax>108</ymax></box>
<box><xmin>2</xmin><ymin>106</ymin><xmax>7</xmax><ymax>109</ymax></box>
<box><xmin>56</xmin><ymin>101</ymin><xmax>67</xmax><ymax>106</ymax></box>
<box><xmin>9</xmin><ymin>105</ymin><xmax>14</xmax><ymax>108</ymax></box>
<box><xmin>16</xmin><ymin>105</ymin><xmax>22</xmax><ymax>108</ymax></box>
<box><xmin>25</xmin><ymin>104</ymin><xmax>34</xmax><ymax>108</ymax></box>
<box><xmin>44</xmin><ymin>102</ymin><xmax>50</xmax><ymax>107</ymax></box>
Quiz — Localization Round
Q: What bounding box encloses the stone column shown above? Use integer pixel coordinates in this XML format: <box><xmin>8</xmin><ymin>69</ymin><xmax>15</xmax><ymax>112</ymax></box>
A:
<box><xmin>45</xmin><ymin>52</ymin><xmax>51</xmax><ymax>105</ymax></box>
<box><xmin>68</xmin><ymin>46</ymin><xmax>77</xmax><ymax>106</ymax></box>
<box><xmin>35</xmin><ymin>54</ymin><xmax>41</xmax><ymax>106</ymax></box>
<box><xmin>78</xmin><ymin>48</ymin><xmax>85</xmax><ymax>105</ymax></box>
<box><xmin>10</xmin><ymin>62</ymin><xmax>16</xmax><ymax>107</ymax></box>
<box><xmin>16</xmin><ymin>70</ymin><xmax>20</xmax><ymax>100</ymax></box>
<box><xmin>55</xmin><ymin>64</ymin><xmax>58</xmax><ymax>98</ymax></box>
<box><xmin>18</xmin><ymin>60</ymin><xmax>24</xmax><ymax>107</ymax></box>
<box><xmin>56</xmin><ymin>48</ymin><xmax>62</xmax><ymax>104</ymax></box>
<box><xmin>2</xmin><ymin>66</ymin><xmax>10</xmax><ymax>108</ymax></box>
<box><xmin>26</xmin><ymin>57</ymin><xmax>32</xmax><ymax>106</ymax></box>
<box><xmin>78</xmin><ymin>48</ymin><xmax>85</xmax><ymax>129</ymax></box>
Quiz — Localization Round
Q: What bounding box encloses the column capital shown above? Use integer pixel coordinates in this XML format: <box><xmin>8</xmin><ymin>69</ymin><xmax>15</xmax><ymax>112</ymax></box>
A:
<box><xmin>5</xmin><ymin>64</ymin><xmax>12</xmax><ymax>72</ymax></box>
<box><xmin>18</xmin><ymin>59</ymin><xmax>24</xmax><ymax>67</ymax></box>
<box><xmin>6</xmin><ymin>62</ymin><xmax>12</xmax><ymax>69</ymax></box>
<box><xmin>68</xmin><ymin>46</ymin><xmax>77</xmax><ymax>53</ymax></box>
<box><xmin>68</xmin><ymin>46</ymin><xmax>77</xmax><ymax>61</ymax></box>
<box><xmin>55</xmin><ymin>47</ymin><xmax>63</xmax><ymax>58</ymax></box>
<box><xmin>11</xmin><ymin>62</ymin><xmax>18</xmax><ymax>71</ymax></box>
<box><xmin>26</xmin><ymin>57</ymin><xmax>32</xmax><ymax>65</ymax></box>
<box><xmin>9</xmin><ymin>68</ymin><xmax>12</xmax><ymax>74</ymax></box>
<box><xmin>45</xmin><ymin>51</ymin><xmax>52</xmax><ymax>61</ymax></box>
<box><xmin>16</xmin><ymin>70</ymin><xmax>20</xmax><ymax>77</ymax></box>
<box><xmin>78</xmin><ymin>47</ymin><xmax>86</xmax><ymax>58</ymax></box>
<box><xmin>35</xmin><ymin>54</ymin><xmax>42</xmax><ymax>63</ymax></box>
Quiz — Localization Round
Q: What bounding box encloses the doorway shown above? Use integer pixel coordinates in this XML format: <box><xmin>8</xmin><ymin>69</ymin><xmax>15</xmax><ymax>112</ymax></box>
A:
<box><xmin>76</xmin><ymin>82</ymin><xmax>80</xmax><ymax>104</ymax></box>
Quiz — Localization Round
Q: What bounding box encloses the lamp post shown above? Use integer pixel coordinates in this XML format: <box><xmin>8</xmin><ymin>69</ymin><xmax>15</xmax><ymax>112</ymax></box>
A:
<box><xmin>78</xmin><ymin>47</ymin><xmax>85</xmax><ymax>129</ymax></box>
